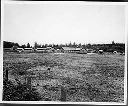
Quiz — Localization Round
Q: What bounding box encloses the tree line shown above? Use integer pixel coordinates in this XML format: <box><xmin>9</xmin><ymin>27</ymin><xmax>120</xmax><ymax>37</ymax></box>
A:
<box><xmin>3</xmin><ymin>41</ymin><xmax>125</xmax><ymax>53</ymax></box>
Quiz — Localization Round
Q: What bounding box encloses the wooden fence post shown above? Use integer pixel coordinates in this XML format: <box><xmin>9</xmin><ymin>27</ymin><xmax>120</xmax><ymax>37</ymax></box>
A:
<box><xmin>60</xmin><ymin>86</ymin><xmax>66</xmax><ymax>101</ymax></box>
<box><xmin>27</xmin><ymin>77</ymin><xmax>32</xmax><ymax>90</ymax></box>
<box><xmin>25</xmin><ymin>75</ymin><xmax>32</xmax><ymax>90</ymax></box>
<box><xmin>5</xmin><ymin>69</ymin><xmax>8</xmax><ymax>81</ymax></box>
<box><xmin>25</xmin><ymin>75</ymin><xmax>36</xmax><ymax>90</ymax></box>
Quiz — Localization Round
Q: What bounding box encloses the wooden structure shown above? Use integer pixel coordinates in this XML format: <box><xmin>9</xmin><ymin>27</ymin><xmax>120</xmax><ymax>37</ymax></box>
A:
<box><xmin>35</xmin><ymin>47</ymin><xmax>54</xmax><ymax>53</ymax></box>
<box><xmin>35</xmin><ymin>48</ymin><xmax>47</xmax><ymax>53</ymax></box>
<box><xmin>79</xmin><ymin>48</ymin><xmax>87</xmax><ymax>54</ymax></box>
<box><xmin>24</xmin><ymin>75</ymin><xmax>37</xmax><ymax>90</ymax></box>
<box><xmin>113</xmin><ymin>51</ymin><xmax>118</xmax><ymax>54</ymax></box>
<box><xmin>60</xmin><ymin>86</ymin><xmax>66</xmax><ymax>101</ymax></box>
<box><xmin>16</xmin><ymin>48</ymin><xmax>24</xmax><ymax>52</ymax></box>
<box><xmin>86</xmin><ymin>49</ymin><xmax>95</xmax><ymax>53</ymax></box>
<box><xmin>98</xmin><ymin>50</ymin><xmax>103</xmax><ymax>54</ymax></box>
<box><xmin>62</xmin><ymin>47</ymin><xmax>83</xmax><ymax>53</ymax></box>
<box><xmin>3</xmin><ymin>48</ymin><xmax>13</xmax><ymax>52</ymax></box>
<box><xmin>24</xmin><ymin>48</ymin><xmax>34</xmax><ymax>52</ymax></box>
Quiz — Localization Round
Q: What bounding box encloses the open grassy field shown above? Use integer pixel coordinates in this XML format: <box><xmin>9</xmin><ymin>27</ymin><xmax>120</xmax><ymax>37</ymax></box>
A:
<box><xmin>3</xmin><ymin>52</ymin><xmax>125</xmax><ymax>102</ymax></box>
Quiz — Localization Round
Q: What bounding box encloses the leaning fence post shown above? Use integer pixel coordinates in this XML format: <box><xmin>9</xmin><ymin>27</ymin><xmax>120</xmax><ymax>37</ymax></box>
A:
<box><xmin>25</xmin><ymin>75</ymin><xmax>32</xmax><ymax>90</ymax></box>
<box><xmin>25</xmin><ymin>75</ymin><xmax>36</xmax><ymax>90</ymax></box>
<box><xmin>60</xmin><ymin>86</ymin><xmax>66</xmax><ymax>101</ymax></box>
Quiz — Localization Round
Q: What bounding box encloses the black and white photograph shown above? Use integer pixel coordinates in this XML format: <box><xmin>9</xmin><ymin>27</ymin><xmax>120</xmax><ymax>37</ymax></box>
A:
<box><xmin>1</xmin><ymin>1</ymin><xmax>127</xmax><ymax>105</ymax></box>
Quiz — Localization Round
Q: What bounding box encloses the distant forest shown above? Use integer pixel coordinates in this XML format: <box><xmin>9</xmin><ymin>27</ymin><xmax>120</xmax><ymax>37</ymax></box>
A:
<box><xmin>3</xmin><ymin>41</ymin><xmax>125</xmax><ymax>53</ymax></box>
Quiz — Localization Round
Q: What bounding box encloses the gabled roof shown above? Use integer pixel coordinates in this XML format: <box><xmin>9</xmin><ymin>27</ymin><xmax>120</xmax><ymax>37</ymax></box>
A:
<box><xmin>36</xmin><ymin>48</ymin><xmax>47</xmax><ymax>50</ymax></box>
<box><xmin>86</xmin><ymin>49</ymin><xmax>94</xmax><ymax>51</ymax></box>
<box><xmin>17</xmin><ymin>48</ymin><xmax>24</xmax><ymax>50</ymax></box>
<box><xmin>4</xmin><ymin>48</ymin><xmax>12</xmax><ymax>50</ymax></box>
<box><xmin>24</xmin><ymin>48</ymin><xmax>33</xmax><ymax>50</ymax></box>
<box><xmin>36</xmin><ymin>47</ymin><xmax>53</xmax><ymax>50</ymax></box>
<box><xmin>99</xmin><ymin>50</ymin><xmax>103</xmax><ymax>51</ymax></box>
<box><xmin>62</xmin><ymin>47</ymin><xmax>82</xmax><ymax>51</ymax></box>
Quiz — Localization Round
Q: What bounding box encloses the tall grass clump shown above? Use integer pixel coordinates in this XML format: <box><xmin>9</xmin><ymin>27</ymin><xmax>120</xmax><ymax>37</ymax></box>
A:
<box><xmin>3</xmin><ymin>79</ymin><xmax>41</xmax><ymax>101</ymax></box>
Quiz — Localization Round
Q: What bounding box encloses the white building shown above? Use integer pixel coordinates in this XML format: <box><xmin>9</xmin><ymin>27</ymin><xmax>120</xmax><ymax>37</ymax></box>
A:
<box><xmin>16</xmin><ymin>48</ymin><xmax>24</xmax><ymax>52</ymax></box>
<box><xmin>24</xmin><ymin>48</ymin><xmax>34</xmax><ymax>52</ymax></box>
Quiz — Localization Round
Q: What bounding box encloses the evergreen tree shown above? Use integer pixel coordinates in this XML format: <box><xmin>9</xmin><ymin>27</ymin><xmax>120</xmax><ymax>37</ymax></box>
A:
<box><xmin>73</xmin><ymin>42</ymin><xmax>76</xmax><ymax>47</ymax></box>
<box><xmin>27</xmin><ymin>43</ymin><xmax>30</xmax><ymax>48</ymax></box>
<box><xmin>21</xmin><ymin>44</ymin><xmax>26</xmax><ymax>48</ymax></box>
<box><xmin>78</xmin><ymin>43</ymin><xmax>82</xmax><ymax>48</ymax></box>
<box><xmin>34</xmin><ymin>42</ymin><xmax>38</xmax><ymax>48</ymax></box>
<box><xmin>112</xmin><ymin>41</ymin><xmax>115</xmax><ymax>45</ymax></box>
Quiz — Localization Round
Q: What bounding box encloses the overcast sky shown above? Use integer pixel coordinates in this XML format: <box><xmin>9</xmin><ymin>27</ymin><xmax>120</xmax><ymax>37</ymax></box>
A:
<box><xmin>3</xmin><ymin>2</ymin><xmax>125</xmax><ymax>46</ymax></box>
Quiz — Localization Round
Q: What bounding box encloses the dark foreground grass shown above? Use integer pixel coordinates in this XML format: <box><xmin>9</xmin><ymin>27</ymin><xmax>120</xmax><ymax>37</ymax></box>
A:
<box><xmin>3</xmin><ymin>52</ymin><xmax>124</xmax><ymax>102</ymax></box>
<box><xmin>3</xmin><ymin>80</ymin><xmax>42</xmax><ymax>101</ymax></box>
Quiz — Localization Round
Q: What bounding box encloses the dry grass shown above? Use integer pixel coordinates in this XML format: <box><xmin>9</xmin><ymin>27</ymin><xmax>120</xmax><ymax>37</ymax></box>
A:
<box><xmin>3</xmin><ymin>52</ymin><xmax>125</xmax><ymax>102</ymax></box>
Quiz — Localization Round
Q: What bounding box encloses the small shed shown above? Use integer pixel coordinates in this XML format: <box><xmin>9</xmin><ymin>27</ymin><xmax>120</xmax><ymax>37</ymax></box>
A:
<box><xmin>98</xmin><ymin>50</ymin><xmax>103</xmax><ymax>54</ymax></box>
<box><xmin>86</xmin><ymin>49</ymin><xmax>95</xmax><ymax>53</ymax></box>
<box><xmin>113</xmin><ymin>51</ymin><xmax>118</xmax><ymax>54</ymax></box>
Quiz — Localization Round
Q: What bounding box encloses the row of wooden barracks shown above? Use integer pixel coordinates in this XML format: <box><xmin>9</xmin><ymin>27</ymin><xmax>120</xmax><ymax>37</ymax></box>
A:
<box><xmin>4</xmin><ymin>46</ymin><xmax>100</xmax><ymax>54</ymax></box>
